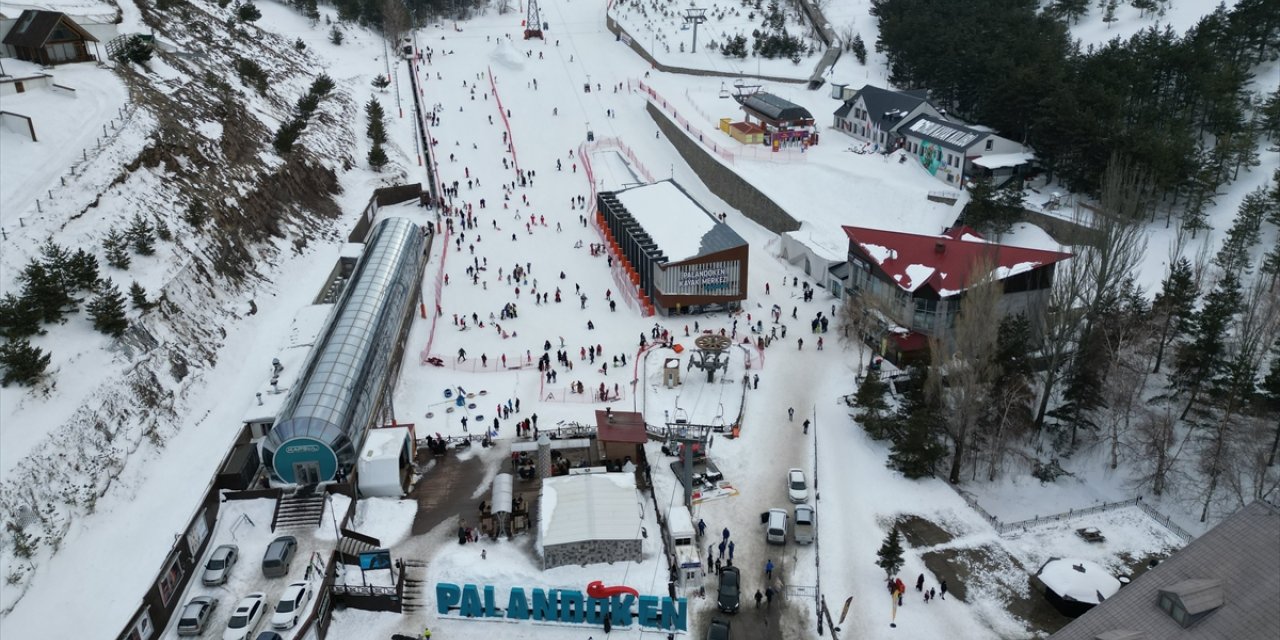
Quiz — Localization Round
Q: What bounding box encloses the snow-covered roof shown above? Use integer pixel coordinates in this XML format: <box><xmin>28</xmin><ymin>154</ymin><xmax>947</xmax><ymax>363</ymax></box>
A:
<box><xmin>667</xmin><ymin>505</ymin><xmax>694</xmax><ymax>537</ymax></box>
<box><xmin>1037</xmin><ymin>558</ymin><xmax>1121</xmax><ymax>605</ymax></box>
<box><xmin>360</xmin><ymin>426</ymin><xmax>409</xmax><ymax>462</ymax></box>
<box><xmin>971</xmin><ymin>152</ymin><xmax>1036</xmax><ymax>169</ymax></box>
<box><xmin>240</xmin><ymin>304</ymin><xmax>334</xmax><ymax>424</ymax></box>
<box><xmin>843</xmin><ymin>225</ymin><xmax>1072</xmax><ymax>297</ymax></box>
<box><xmin>613</xmin><ymin>180</ymin><xmax>743</xmax><ymax>262</ymax></box>
<box><xmin>539</xmin><ymin>473</ymin><xmax>641</xmax><ymax>547</ymax></box>
<box><xmin>783</xmin><ymin>223</ymin><xmax>848</xmax><ymax>262</ymax></box>
<box><xmin>902</xmin><ymin>115</ymin><xmax>984</xmax><ymax>151</ymax></box>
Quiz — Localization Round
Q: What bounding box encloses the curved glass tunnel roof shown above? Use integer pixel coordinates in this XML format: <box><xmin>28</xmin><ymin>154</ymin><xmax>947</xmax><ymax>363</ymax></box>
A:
<box><xmin>262</xmin><ymin>217</ymin><xmax>426</xmax><ymax>482</ymax></box>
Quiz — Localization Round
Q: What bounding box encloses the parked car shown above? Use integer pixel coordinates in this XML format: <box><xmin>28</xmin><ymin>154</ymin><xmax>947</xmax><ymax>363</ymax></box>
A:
<box><xmin>202</xmin><ymin>544</ymin><xmax>239</xmax><ymax>586</ymax></box>
<box><xmin>716</xmin><ymin>566</ymin><xmax>741</xmax><ymax>613</ymax></box>
<box><xmin>707</xmin><ymin>618</ymin><xmax>732</xmax><ymax>640</ymax></box>
<box><xmin>262</xmin><ymin>536</ymin><xmax>297</xmax><ymax>578</ymax></box>
<box><xmin>254</xmin><ymin>633</ymin><xmax>284</xmax><ymax>640</ymax></box>
<box><xmin>271</xmin><ymin>581</ymin><xmax>313</xmax><ymax>629</ymax></box>
<box><xmin>787</xmin><ymin>468</ymin><xmax>808</xmax><ymax>503</ymax></box>
<box><xmin>223</xmin><ymin>593</ymin><xmax>266</xmax><ymax>640</ymax></box>
<box><xmin>794</xmin><ymin>504</ymin><xmax>815</xmax><ymax>545</ymax></box>
<box><xmin>764</xmin><ymin>508</ymin><xmax>789</xmax><ymax>545</ymax></box>
<box><xmin>175</xmin><ymin>596</ymin><xmax>218</xmax><ymax>636</ymax></box>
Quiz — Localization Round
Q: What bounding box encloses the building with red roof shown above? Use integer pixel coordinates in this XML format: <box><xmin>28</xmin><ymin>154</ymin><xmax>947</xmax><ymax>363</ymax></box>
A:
<box><xmin>842</xmin><ymin>225</ymin><xmax>1071</xmax><ymax>363</ymax></box>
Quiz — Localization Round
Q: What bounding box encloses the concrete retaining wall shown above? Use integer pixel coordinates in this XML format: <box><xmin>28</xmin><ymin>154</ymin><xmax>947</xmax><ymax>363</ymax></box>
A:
<box><xmin>647</xmin><ymin>102</ymin><xmax>800</xmax><ymax>235</ymax></box>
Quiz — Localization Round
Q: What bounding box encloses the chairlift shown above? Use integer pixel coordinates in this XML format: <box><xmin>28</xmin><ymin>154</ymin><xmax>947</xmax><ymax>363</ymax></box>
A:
<box><xmin>718</xmin><ymin>82</ymin><xmax>730</xmax><ymax>99</ymax></box>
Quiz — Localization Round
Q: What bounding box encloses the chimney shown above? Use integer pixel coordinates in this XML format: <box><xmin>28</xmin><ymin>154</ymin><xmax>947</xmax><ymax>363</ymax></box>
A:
<box><xmin>256</xmin><ymin>392</ymin><xmax>263</xmax><ymax>406</ymax></box>
<box><xmin>935</xmin><ymin>241</ymin><xmax>946</xmax><ymax>254</ymax></box>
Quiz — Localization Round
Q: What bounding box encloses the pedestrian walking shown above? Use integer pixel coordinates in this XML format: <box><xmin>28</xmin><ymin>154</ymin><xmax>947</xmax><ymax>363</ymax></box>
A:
<box><xmin>722</xmin><ymin>527</ymin><xmax>730</xmax><ymax>542</ymax></box>
<box><xmin>697</xmin><ymin>518</ymin><xmax>706</xmax><ymax>538</ymax></box>
<box><xmin>803</xmin><ymin>419</ymin><xmax>810</xmax><ymax>434</ymax></box>
<box><xmin>718</xmin><ymin>540</ymin><xmax>726</xmax><ymax>559</ymax></box>
<box><xmin>765</xmin><ymin>559</ymin><xmax>774</xmax><ymax>580</ymax></box>
<box><xmin>715</xmin><ymin>558</ymin><xmax>722</xmax><ymax>575</ymax></box>
<box><xmin>929</xmin><ymin>587</ymin><xmax>936</xmax><ymax>601</ymax></box>
<box><xmin>765</xmin><ymin>586</ymin><xmax>775</xmax><ymax>608</ymax></box>
<box><xmin>788</xmin><ymin>407</ymin><xmax>795</xmax><ymax>421</ymax></box>
<box><xmin>754</xmin><ymin>589</ymin><xmax>763</xmax><ymax>608</ymax></box>
<box><xmin>916</xmin><ymin>574</ymin><xmax>924</xmax><ymax>592</ymax></box>
<box><xmin>752</xmin><ymin>374</ymin><xmax>759</xmax><ymax>389</ymax></box>
<box><xmin>940</xmin><ymin>579</ymin><xmax>948</xmax><ymax>600</ymax></box>
<box><xmin>798</xmin><ymin>337</ymin><xmax>804</xmax><ymax>350</ymax></box>
<box><xmin>728</xmin><ymin>541</ymin><xmax>735</xmax><ymax>561</ymax></box>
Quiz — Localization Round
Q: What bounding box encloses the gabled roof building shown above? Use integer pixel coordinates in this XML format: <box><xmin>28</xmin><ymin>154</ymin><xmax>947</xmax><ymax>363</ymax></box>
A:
<box><xmin>1</xmin><ymin>10</ymin><xmax>99</xmax><ymax>65</ymax></box>
<box><xmin>830</xmin><ymin>84</ymin><xmax>1035</xmax><ymax>186</ymax></box>
<box><xmin>1049</xmin><ymin>500</ymin><xmax>1280</xmax><ymax>640</ymax></box>
<box><xmin>841</xmin><ymin>224</ymin><xmax>1071</xmax><ymax>363</ymax></box>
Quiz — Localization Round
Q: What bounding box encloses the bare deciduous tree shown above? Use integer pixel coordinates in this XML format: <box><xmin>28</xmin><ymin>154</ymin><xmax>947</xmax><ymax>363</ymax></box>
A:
<box><xmin>930</xmin><ymin>255</ymin><xmax>1002</xmax><ymax>484</ymax></box>
<box><xmin>381</xmin><ymin>0</ymin><xmax>411</xmax><ymax>45</ymax></box>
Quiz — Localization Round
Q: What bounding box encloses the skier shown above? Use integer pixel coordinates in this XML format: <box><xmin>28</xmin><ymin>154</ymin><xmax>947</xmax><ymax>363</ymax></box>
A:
<box><xmin>788</xmin><ymin>407</ymin><xmax>795</xmax><ymax>421</ymax></box>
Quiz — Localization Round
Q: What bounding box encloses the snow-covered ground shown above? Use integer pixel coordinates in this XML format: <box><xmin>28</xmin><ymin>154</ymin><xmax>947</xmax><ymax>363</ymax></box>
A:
<box><xmin>0</xmin><ymin>0</ymin><xmax>1266</xmax><ymax>638</ymax></box>
<box><xmin>609</xmin><ymin>0</ymin><xmax>827</xmax><ymax>80</ymax></box>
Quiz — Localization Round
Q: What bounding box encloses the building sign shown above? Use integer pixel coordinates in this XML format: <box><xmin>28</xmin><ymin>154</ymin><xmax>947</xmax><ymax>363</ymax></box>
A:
<box><xmin>677</xmin><ymin>267</ymin><xmax>729</xmax><ymax>289</ymax></box>
<box><xmin>359</xmin><ymin>549</ymin><xmax>392</xmax><ymax>571</ymax></box>
<box><xmin>657</xmin><ymin>260</ymin><xmax>741</xmax><ymax>297</ymax></box>
<box><xmin>271</xmin><ymin>437</ymin><xmax>338</xmax><ymax>483</ymax></box>
<box><xmin>435</xmin><ymin>582</ymin><xmax>688</xmax><ymax>633</ymax></box>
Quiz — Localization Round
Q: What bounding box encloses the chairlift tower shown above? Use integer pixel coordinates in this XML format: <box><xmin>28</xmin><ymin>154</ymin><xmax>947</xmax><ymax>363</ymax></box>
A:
<box><xmin>689</xmin><ymin>334</ymin><xmax>732</xmax><ymax>383</ymax></box>
<box><xmin>683</xmin><ymin>7</ymin><xmax>707</xmax><ymax>53</ymax></box>
<box><xmin>524</xmin><ymin>0</ymin><xmax>543</xmax><ymax>40</ymax></box>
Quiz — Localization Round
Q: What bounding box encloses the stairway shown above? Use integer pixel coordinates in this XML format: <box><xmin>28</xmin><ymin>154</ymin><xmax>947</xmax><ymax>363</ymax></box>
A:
<box><xmin>272</xmin><ymin>485</ymin><xmax>326</xmax><ymax>531</ymax></box>
<box><xmin>336</xmin><ymin>534</ymin><xmax>379</xmax><ymax>564</ymax></box>
<box><xmin>401</xmin><ymin>559</ymin><xmax>429</xmax><ymax>612</ymax></box>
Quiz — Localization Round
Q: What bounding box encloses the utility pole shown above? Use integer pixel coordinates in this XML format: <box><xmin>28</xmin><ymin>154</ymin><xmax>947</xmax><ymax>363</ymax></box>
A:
<box><xmin>683</xmin><ymin>7</ymin><xmax>707</xmax><ymax>53</ymax></box>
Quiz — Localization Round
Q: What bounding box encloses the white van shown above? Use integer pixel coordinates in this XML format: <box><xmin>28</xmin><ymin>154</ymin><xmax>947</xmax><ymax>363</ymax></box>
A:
<box><xmin>764</xmin><ymin>508</ymin><xmax>789</xmax><ymax>545</ymax></box>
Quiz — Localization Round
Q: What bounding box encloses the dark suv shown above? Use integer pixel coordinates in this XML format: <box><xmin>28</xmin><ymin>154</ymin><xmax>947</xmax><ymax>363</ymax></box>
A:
<box><xmin>716</xmin><ymin>566</ymin><xmax>741</xmax><ymax>613</ymax></box>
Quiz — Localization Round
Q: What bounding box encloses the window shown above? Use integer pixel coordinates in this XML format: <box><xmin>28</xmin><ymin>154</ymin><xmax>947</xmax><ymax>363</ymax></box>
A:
<box><xmin>185</xmin><ymin>509</ymin><xmax>209</xmax><ymax>554</ymax></box>
<box><xmin>158</xmin><ymin>553</ymin><xmax>184</xmax><ymax>606</ymax></box>
<box><xmin>124</xmin><ymin>609</ymin><xmax>155</xmax><ymax>640</ymax></box>
<box><xmin>1158</xmin><ymin>593</ymin><xmax>1192</xmax><ymax>628</ymax></box>
<box><xmin>985</xmin><ymin>139</ymin><xmax>993</xmax><ymax>151</ymax></box>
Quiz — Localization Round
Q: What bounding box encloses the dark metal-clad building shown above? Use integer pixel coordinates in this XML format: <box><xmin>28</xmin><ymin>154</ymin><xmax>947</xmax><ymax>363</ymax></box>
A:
<box><xmin>597</xmin><ymin>180</ymin><xmax>748</xmax><ymax>315</ymax></box>
<box><xmin>261</xmin><ymin>217</ymin><xmax>427</xmax><ymax>484</ymax></box>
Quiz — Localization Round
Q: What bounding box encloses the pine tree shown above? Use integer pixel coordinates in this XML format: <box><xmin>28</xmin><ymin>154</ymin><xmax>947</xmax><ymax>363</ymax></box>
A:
<box><xmin>103</xmin><ymin>229</ymin><xmax>132</xmax><ymax>269</ymax></box>
<box><xmin>1150</xmin><ymin>257</ymin><xmax>1197</xmax><ymax>373</ymax></box>
<box><xmin>66</xmin><ymin>248</ymin><xmax>100</xmax><ymax>291</ymax></box>
<box><xmin>875</xmin><ymin>527</ymin><xmax>905</xmax><ymax>578</ymax></box>
<box><xmin>1102</xmin><ymin>0</ymin><xmax>1118</xmax><ymax>27</ymax></box>
<box><xmin>0</xmin><ymin>293</ymin><xmax>44</xmax><ymax>339</ymax></box>
<box><xmin>18</xmin><ymin>260</ymin><xmax>73</xmax><ymax>323</ymax></box>
<box><xmin>87</xmin><ymin>281</ymin><xmax>129</xmax><ymax>338</ymax></box>
<box><xmin>368</xmin><ymin>144</ymin><xmax>389</xmax><ymax>170</ymax></box>
<box><xmin>184</xmin><ymin>200</ymin><xmax>209</xmax><ymax>228</ymax></box>
<box><xmin>0</xmin><ymin>339</ymin><xmax>52</xmax><ymax>387</ymax></box>
<box><xmin>237</xmin><ymin>1</ymin><xmax>262</xmax><ymax>22</ymax></box>
<box><xmin>962</xmin><ymin>179</ymin><xmax>1023</xmax><ymax>235</ymax></box>
<box><xmin>854</xmin><ymin>370</ymin><xmax>891</xmax><ymax>438</ymax></box>
<box><xmin>330</xmin><ymin>26</ymin><xmax>344</xmax><ymax>45</ymax></box>
<box><xmin>371</xmin><ymin>74</ymin><xmax>390</xmax><ymax>91</ymax></box>
<box><xmin>129</xmin><ymin>281</ymin><xmax>151</xmax><ymax>310</ymax></box>
<box><xmin>305</xmin><ymin>0</ymin><xmax>320</xmax><ymax>24</ymax></box>
<box><xmin>366</xmin><ymin>98</ymin><xmax>387</xmax><ymax>144</ymax></box>
<box><xmin>154</xmin><ymin>217</ymin><xmax>172</xmax><ymax>242</ymax></box>
<box><xmin>851</xmin><ymin>33</ymin><xmax>867</xmax><ymax>64</ymax></box>
<box><xmin>1172</xmin><ymin>272</ymin><xmax>1242</xmax><ymax>419</ymax></box>
<box><xmin>888</xmin><ymin>408</ymin><xmax>947</xmax><ymax>478</ymax></box>
<box><xmin>126</xmin><ymin>214</ymin><xmax>156</xmax><ymax>255</ymax></box>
